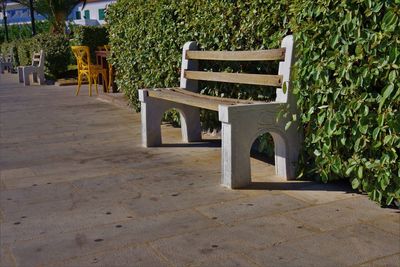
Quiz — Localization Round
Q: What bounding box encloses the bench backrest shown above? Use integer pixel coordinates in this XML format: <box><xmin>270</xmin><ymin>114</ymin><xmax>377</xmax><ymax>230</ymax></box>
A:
<box><xmin>32</xmin><ymin>50</ymin><xmax>45</xmax><ymax>68</ymax></box>
<box><xmin>1</xmin><ymin>54</ymin><xmax>13</xmax><ymax>63</ymax></box>
<box><xmin>180</xmin><ymin>35</ymin><xmax>294</xmax><ymax>105</ymax></box>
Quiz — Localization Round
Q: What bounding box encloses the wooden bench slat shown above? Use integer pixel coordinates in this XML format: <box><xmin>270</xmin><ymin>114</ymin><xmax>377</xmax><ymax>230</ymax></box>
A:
<box><xmin>171</xmin><ymin>87</ymin><xmax>259</xmax><ymax>105</ymax></box>
<box><xmin>186</xmin><ymin>48</ymin><xmax>285</xmax><ymax>61</ymax></box>
<box><xmin>148</xmin><ymin>87</ymin><xmax>262</xmax><ymax>111</ymax></box>
<box><xmin>184</xmin><ymin>71</ymin><xmax>283</xmax><ymax>87</ymax></box>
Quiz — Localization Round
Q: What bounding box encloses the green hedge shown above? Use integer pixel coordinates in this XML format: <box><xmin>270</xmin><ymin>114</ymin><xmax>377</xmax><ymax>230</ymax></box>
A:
<box><xmin>291</xmin><ymin>0</ymin><xmax>399</xmax><ymax>205</ymax></box>
<box><xmin>0</xmin><ymin>41</ymin><xmax>19</xmax><ymax>65</ymax></box>
<box><xmin>0</xmin><ymin>25</ymin><xmax>109</xmax><ymax>79</ymax></box>
<box><xmin>106</xmin><ymin>0</ymin><xmax>290</xmax><ymax>116</ymax></box>
<box><xmin>1</xmin><ymin>33</ymin><xmax>71</xmax><ymax>79</ymax></box>
<box><xmin>70</xmin><ymin>25</ymin><xmax>109</xmax><ymax>63</ymax></box>
<box><xmin>108</xmin><ymin>0</ymin><xmax>399</xmax><ymax>205</ymax></box>
<box><xmin>35</xmin><ymin>33</ymin><xmax>71</xmax><ymax>79</ymax></box>
<box><xmin>0</xmin><ymin>21</ymin><xmax>51</xmax><ymax>45</ymax></box>
<box><xmin>13</xmin><ymin>33</ymin><xmax>71</xmax><ymax>80</ymax></box>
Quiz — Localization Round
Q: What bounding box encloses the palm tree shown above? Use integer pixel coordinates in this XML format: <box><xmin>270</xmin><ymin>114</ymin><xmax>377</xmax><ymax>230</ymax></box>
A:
<box><xmin>15</xmin><ymin>0</ymin><xmax>86</xmax><ymax>33</ymax></box>
<box><xmin>1</xmin><ymin>0</ymin><xmax>9</xmax><ymax>41</ymax></box>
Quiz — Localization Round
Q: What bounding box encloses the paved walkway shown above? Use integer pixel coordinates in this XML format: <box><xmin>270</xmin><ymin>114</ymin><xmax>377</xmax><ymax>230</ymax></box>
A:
<box><xmin>0</xmin><ymin>73</ymin><xmax>399</xmax><ymax>267</ymax></box>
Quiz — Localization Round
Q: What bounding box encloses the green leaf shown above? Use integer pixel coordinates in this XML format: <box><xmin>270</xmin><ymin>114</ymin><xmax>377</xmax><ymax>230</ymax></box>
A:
<box><xmin>372</xmin><ymin>128</ymin><xmax>380</xmax><ymax>140</ymax></box>
<box><xmin>276</xmin><ymin>109</ymin><xmax>284</xmax><ymax>123</ymax></box>
<box><xmin>352</xmin><ymin>178</ymin><xmax>360</xmax><ymax>189</ymax></box>
<box><xmin>385</xmin><ymin>196</ymin><xmax>394</xmax><ymax>206</ymax></box>
<box><xmin>345</xmin><ymin>165</ymin><xmax>356</xmax><ymax>176</ymax></box>
<box><xmin>388</xmin><ymin>70</ymin><xmax>396</xmax><ymax>83</ymax></box>
<box><xmin>373</xmin><ymin>141</ymin><xmax>382</xmax><ymax>149</ymax></box>
<box><xmin>372</xmin><ymin>2</ymin><xmax>383</xmax><ymax>13</ymax></box>
<box><xmin>383</xmin><ymin>135</ymin><xmax>392</xmax><ymax>145</ymax></box>
<box><xmin>282</xmin><ymin>81</ymin><xmax>287</xmax><ymax>94</ymax></box>
<box><xmin>380</xmin><ymin>175</ymin><xmax>390</xmax><ymax>191</ymax></box>
<box><xmin>340</xmin><ymin>136</ymin><xmax>346</xmax><ymax>145</ymax></box>
<box><xmin>363</xmin><ymin>105</ymin><xmax>369</xmax><ymax>116</ymax></box>
<box><xmin>382</xmin><ymin>10</ymin><xmax>398</xmax><ymax>32</ymax></box>
<box><xmin>330</xmin><ymin>34</ymin><xmax>339</xmax><ymax>48</ymax></box>
<box><xmin>360</xmin><ymin>125</ymin><xmax>368</xmax><ymax>134</ymax></box>
<box><xmin>285</xmin><ymin>121</ymin><xmax>292</xmax><ymax>131</ymax></box>
<box><xmin>354</xmin><ymin>138</ymin><xmax>361</xmax><ymax>152</ymax></box>
<box><xmin>355</xmin><ymin>44</ymin><xmax>363</xmax><ymax>56</ymax></box>
<box><xmin>378</xmin><ymin>113</ymin><xmax>385</xmax><ymax>127</ymax></box>
<box><xmin>331</xmin><ymin>159</ymin><xmax>342</xmax><ymax>174</ymax></box>
<box><xmin>379</xmin><ymin>84</ymin><xmax>394</xmax><ymax>112</ymax></box>
<box><xmin>327</xmin><ymin>120</ymin><xmax>336</xmax><ymax>135</ymax></box>
<box><xmin>357</xmin><ymin>165</ymin><xmax>363</xmax><ymax>179</ymax></box>
<box><xmin>317</xmin><ymin>112</ymin><xmax>326</xmax><ymax>124</ymax></box>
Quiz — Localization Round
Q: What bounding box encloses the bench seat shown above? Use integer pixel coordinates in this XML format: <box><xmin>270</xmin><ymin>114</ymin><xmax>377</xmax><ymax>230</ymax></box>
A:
<box><xmin>147</xmin><ymin>87</ymin><xmax>263</xmax><ymax>111</ymax></box>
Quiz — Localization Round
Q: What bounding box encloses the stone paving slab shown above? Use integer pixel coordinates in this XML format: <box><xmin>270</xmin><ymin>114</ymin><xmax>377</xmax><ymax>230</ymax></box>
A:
<box><xmin>11</xmin><ymin>210</ymin><xmax>217</xmax><ymax>267</ymax></box>
<box><xmin>1</xmin><ymin>73</ymin><xmax>399</xmax><ymax>267</ymax></box>
<box><xmin>247</xmin><ymin>224</ymin><xmax>400</xmax><ymax>267</ymax></box>
<box><xmin>53</xmin><ymin>245</ymin><xmax>170</xmax><ymax>267</ymax></box>
<box><xmin>196</xmin><ymin>193</ymin><xmax>307</xmax><ymax>225</ymax></box>
<box><xmin>358</xmin><ymin>253</ymin><xmax>400</xmax><ymax>267</ymax></box>
<box><xmin>287</xmin><ymin>196</ymin><xmax>391</xmax><ymax>232</ymax></box>
<box><xmin>150</xmin><ymin>214</ymin><xmax>316</xmax><ymax>266</ymax></box>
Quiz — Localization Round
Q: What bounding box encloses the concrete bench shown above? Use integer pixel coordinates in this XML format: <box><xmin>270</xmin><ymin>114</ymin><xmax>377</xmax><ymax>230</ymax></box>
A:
<box><xmin>18</xmin><ymin>50</ymin><xmax>45</xmax><ymax>86</ymax></box>
<box><xmin>139</xmin><ymin>35</ymin><xmax>301</xmax><ymax>188</ymax></box>
<box><xmin>0</xmin><ymin>54</ymin><xmax>14</xmax><ymax>73</ymax></box>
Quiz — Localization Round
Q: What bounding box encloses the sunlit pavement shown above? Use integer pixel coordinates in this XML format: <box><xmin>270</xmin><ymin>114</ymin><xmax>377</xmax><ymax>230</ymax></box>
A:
<box><xmin>1</xmin><ymin>73</ymin><xmax>399</xmax><ymax>267</ymax></box>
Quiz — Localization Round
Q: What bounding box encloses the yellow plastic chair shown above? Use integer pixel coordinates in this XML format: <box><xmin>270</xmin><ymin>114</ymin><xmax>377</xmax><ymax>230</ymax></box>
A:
<box><xmin>71</xmin><ymin>46</ymin><xmax>108</xmax><ymax>96</ymax></box>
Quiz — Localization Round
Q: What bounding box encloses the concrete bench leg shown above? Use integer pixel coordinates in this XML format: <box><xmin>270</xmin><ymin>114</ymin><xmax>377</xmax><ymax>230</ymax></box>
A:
<box><xmin>18</xmin><ymin>67</ymin><xmax>24</xmax><ymax>83</ymax></box>
<box><xmin>38</xmin><ymin>71</ymin><xmax>45</xmax><ymax>85</ymax></box>
<box><xmin>32</xmin><ymin>72</ymin><xmax>38</xmax><ymax>84</ymax></box>
<box><xmin>219</xmin><ymin>104</ymin><xmax>301</xmax><ymax>188</ymax></box>
<box><xmin>139</xmin><ymin>89</ymin><xmax>201</xmax><ymax>147</ymax></box>
<box><xmin>179</xmin><ymin>106</ymin><xmax>201</xmax><ymax>143</ymax></box>
<box><xmin>1</xmin><ymin>63</ymin><xmax>12</xmax><ymax>73</ymax></box>
<box><xmin>23</xmin><ymin>68</ymin><xmax>31</xmax><ymax>86</ymax></box>
<box><xmin>270</xmin><ymin>128</ymin><xmax>301</xmax><ymax>179</ymax></box>
<box><xmin>221</xmin><ymin>121</ymin><xmax>252</xmax><ymax>188</ymax></box>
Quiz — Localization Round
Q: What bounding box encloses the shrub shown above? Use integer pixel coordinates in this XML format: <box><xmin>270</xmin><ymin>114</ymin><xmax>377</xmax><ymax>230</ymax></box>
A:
<box><xmin>106</xmin><ymin>0</ymin><xmax>290</xmax><ymax>117</ymax></box>
<box><xmin>34</xmin><ymin>33</ymin><xmax>71</xmax><ymax>79</ymax></box>
<box><xmin>8</xmin><ymin>33</ymin><xmax>71</xmax><ymax>79</ymax></box>
<box><xmin>70</xmin><ymin>25</ymin><xmax>109</xmax><ymax>62</ymax></box>
<box><xmin>0</xmin><ymin>41</ymin><xmax>19</xmax><ymax>65</ymax></box>
<box><xmin>290</xmin><ymin>0</ymin><xmax>399</xmax><ymax>205</ymax></box>
<box><xmin>16</xmin><ymin>39</ymin><xmax>35</xmax><ymax>66</ymax></box>
<box><xmin>0</xmin><ymin>21</ymin><xmax>51</xmax><ymax>45</ymax></box>
<box><xmin>2</xmin><ymin>25</ymin><xmax>109</xmax><ymax>79</ymax></box>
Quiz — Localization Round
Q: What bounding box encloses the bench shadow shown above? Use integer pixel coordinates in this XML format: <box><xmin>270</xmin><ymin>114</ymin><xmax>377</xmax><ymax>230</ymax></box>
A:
<box><xmin>250</xmin><ymin>149</ymin><xmax>275</xmax><ymax>165</ymax></box>
<box><xmin>241</xmin><ymin>180</ymin><xmax>356</xmax><ymax>193</ymax></box>
<box><xmin>160</xmin><ymin>139</ymin><xmax>221</xmax><ymax>148</ymax></box>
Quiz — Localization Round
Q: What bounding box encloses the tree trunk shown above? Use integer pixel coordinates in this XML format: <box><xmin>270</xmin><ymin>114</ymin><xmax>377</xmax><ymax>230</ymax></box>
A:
<box><xmin>52</xmin><ymin>11</ymin><xmax>67</xmax><ymax>33</ymax></box>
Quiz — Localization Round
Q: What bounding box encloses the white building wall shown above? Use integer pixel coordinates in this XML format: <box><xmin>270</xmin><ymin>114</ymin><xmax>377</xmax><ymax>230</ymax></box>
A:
<box><xmin>70</xmin><ymin>0</ymin><xmax>116</xmax><ymax>26</ymax></box>
<box><xmin>1</xmin><ymin>0</ymin><xmax>115</xmax><ymax>26</ymax></box>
